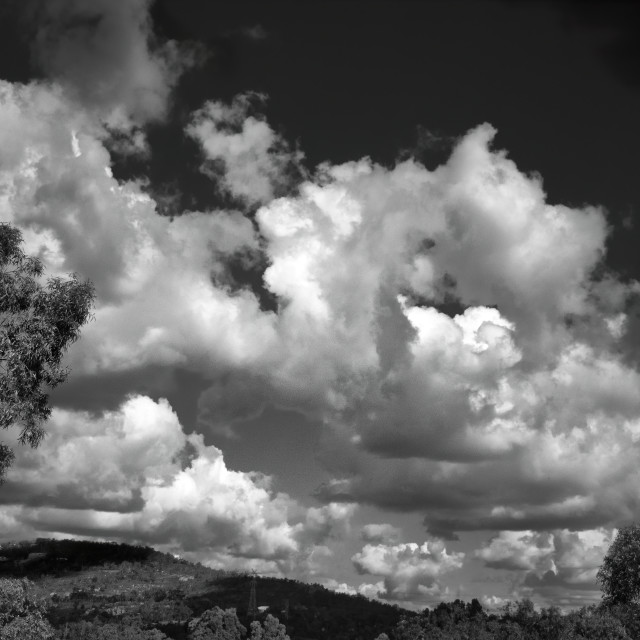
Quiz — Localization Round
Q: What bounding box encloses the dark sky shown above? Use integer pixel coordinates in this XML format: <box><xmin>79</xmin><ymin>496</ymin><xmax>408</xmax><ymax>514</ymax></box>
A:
<box><xmin>1</xmin><ymin>0</ymin><xmax>640</xmax><ymax>612</ymax></box>
<box><xmin>147</xmin><ymin>0</ymin><xmax>640</xmax><ymax>270</ymax></box>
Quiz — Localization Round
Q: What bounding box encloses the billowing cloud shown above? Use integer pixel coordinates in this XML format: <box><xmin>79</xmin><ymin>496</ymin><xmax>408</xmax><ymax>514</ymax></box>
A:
<box><xmin>475</xmin><ymin>531</ymin><xmax>556</xmax><ymax>576</ymax></box>
<box><xmin>0</xmin><ymin>395</ymin><xmax>353</xmax><ymax>576</ymax></box>
<box><xmin>3</xmin><ymin>0</ymin><xmax>640</xmax><ymax>582</ymax></box>
<box><xmin>6</xmin><ymin>66</ymin><xmax>640</xmax><ymax>541</ymax></box>
<box><xmin>351</xmin><ymin>538</ymin><xmax>464</xmax><ymax>605</ymax></box>
<box><xmin>475</xmin><ymin>528</ymin><xmax>614</xmax><ymax>607</ymax></box>
<box><xmin>187</xmin><ymin>92</ymin><xmax>304</xmax><ymax>206</ymax></box>
<box><xmin>270</xmin><ymin>129</ymin><xmax>640</xmax><ymax>534</ymax></box>
<box><xmin>30</xmin><ymin>0</ymin><xmax>196</xmax><ymax>133</ymax></box>
<box><xmin>6</xmin><ymin>69</ymin><xmax>640</xmax><ymax>540</ymax></box>
<box><xmin>0</xmin><ymin>79</ymin><xmax>277</xmax><ymax>383</ymax></box>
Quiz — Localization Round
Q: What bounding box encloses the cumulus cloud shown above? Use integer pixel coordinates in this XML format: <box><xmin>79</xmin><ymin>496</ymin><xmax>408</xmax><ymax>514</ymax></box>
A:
<box><xmin>480</xmin><ymin>595</ymin><xmax>510</xmax><ymax>611</ymax></box>
<box><xmin>323</xmin><ymin>579</ymin><xmax>358</xmax><ymax>595</ymax></box>
<box><xmin>475</xmin><ymin>528</ymin><xmax>614</xmax><ymax>607</ymax></box>
<box><xmin>6</xmin><ymin>69</ymin><xmax>640</xmax><ymax>542</ymax></box>
<box><xmin>30</xmin><ymin>0</ymin><xmax>196</xmax><ymax>133</ymax></box>
<box><xmin>0</xmin><ymin>79</ymin><xmax>278</xmax><ymax>383</ymax></box>
<box><xmin>475</xmin><ymin>531</ymin><xmax>556</xmax><ymax>576</ymax></box>
<box><xmin>7</xmin><ymin>73</ymin><xmax>640</xmax><ymax>540</ymax></box>
<box><xmin>187</xmin><ymin>92</ymin><xmax>304</xmax><ymax>206</ymax></box>
<box><xmin>351</xmin><ymin>538</ymin><xmax>464</xmax><ymax>605</ymax></box>
<box><xmin>0</xmin><ymin>396</ymin><xmax>353</xmax><ymax>576</ymax></box>
<box><xmin>4</xmin><ymin>0</ymin><xmax>640</xmax><ymax>573</ymax></box>
<box><xmin>264</xmin><ymin>128</ymin><xmax>640</xmax><ymax>534</ymax></box>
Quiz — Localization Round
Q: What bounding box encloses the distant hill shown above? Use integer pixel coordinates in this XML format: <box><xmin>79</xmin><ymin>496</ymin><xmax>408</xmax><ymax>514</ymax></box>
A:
<box><xmin>0</xmin><ymin>538</ymin><xmax>407</xmax><ymax>640</ymax></box>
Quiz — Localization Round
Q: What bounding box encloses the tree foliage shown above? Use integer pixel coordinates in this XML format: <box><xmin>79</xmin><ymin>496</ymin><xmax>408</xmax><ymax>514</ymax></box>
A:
<box><xmin>249</xmin><ymin>614</ymin><xmax>290</xmax><ymax>640</ymax></box>
<box><xmin>0</xmin><ymin>223</ymin><xmax>94</xmax><ymax>481</ymax></box>
<box><xmin>188</xmin><ymin>607</ymin><xmax>247</xmax><ymax>640</ymax></box>
<box><xmin>597</xmin><ymin>525</ymin><xmax>640</xmax><ymax>605</ymax></box>
<box><xmin>0</xmin><ymin>578</ymin><xmax>55</xmax><ymax>640</ymax></box>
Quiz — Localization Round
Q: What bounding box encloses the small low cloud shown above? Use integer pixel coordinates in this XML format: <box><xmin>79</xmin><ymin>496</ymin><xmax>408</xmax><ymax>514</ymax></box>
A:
<box><xmin>240</xmin><ymin>24</ymin><xmax>268</xmax><ymax>41</ymax></box>
<box><xmin>352</xmin><ymin>538</ymin><xmax>464</xmax><ymax>606</ymax></box>
<box><xmin>361</xmin><ymin>523</ymin><xmax>402</xmax><ymax>545</ymax></box>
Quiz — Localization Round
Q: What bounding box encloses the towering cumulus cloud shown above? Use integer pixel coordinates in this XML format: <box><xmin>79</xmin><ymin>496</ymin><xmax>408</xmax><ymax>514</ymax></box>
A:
<box><xmin>258</xmin><ymin>127</ymin><xmax>636</xmax><ymax>538</ymax></box>
<box><xmin>2</xmin><ymin>0</ymin><xmax>640</xmax><ymax>604</ymax></box>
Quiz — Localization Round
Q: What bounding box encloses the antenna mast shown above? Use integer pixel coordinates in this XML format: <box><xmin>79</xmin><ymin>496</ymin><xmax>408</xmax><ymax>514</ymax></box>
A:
<box><xmin>247</xmin><ymin>570</ymin><xmax>258</xmax><ymax>619</ymax></box>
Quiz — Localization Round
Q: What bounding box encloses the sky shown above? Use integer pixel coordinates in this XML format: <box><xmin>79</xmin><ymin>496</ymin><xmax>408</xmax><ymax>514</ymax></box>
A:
<box><xmin>1</xmin><ymin>0</ymin><xmax>640</xmax><ymax>612</ymax></box>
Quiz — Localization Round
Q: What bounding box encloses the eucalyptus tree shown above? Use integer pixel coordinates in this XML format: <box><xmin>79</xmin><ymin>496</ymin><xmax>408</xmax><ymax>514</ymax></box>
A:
<box><xmin>0</xmin><ymin>223</ymin><xmax>94</xmax><ymax>481</ymax></box>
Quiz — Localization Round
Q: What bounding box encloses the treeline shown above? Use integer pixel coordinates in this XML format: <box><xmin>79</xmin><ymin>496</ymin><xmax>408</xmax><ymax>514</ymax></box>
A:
<box><xmin>6</xmin><ymin>538</ymin><xmax>640</xmax><ymax>639</ymax></box>
<box><xmin>186</xmin><ymin>575</ymin><xmax>403</xmax><ymax>640</ymax></box>
<box><xmin>5</xmin><ymin>577</ymin><xmax>640</xmax><ymax>640</ymax></box>
<box><xmin>0</xmin><ymin>539</ymin><xmax>157</xmax><ymax>575</ymax></box>
<box><xmin>0</xmin><ymin>539</ymin><xmax>404</xmax><ymax>640</ymax></box>
<box><xmin>392</xmin><ymin>598</ymin><xmax>640</xmax><ymax>639</ymax></box>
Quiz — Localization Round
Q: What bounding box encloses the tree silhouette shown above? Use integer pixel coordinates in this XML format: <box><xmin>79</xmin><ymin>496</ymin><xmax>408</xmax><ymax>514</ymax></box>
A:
<box><xmin>0</xmin><ymin>223</ymin><xmax>94</xmax><ymax>481</ymax></box>
<box><xmin>598</xmin><ymin>525</ymin><xmax>640</xmax><ymax>604</ymax></box>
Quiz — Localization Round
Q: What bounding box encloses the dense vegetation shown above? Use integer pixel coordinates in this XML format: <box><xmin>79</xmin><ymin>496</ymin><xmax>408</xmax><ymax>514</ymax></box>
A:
<box><xmin>0</xmin><ymin>539</ymin><xmax>404</xmax><ymax>640</ymax></box>
<box><xmin>4</xmin><ymin>538</ymin><xmax>640</xmax><ymax>638</ymax></box>
<box><xmin>0</xmin><ymin>223</ymin><xmax>94</xmax><ymax>482</ymax></box>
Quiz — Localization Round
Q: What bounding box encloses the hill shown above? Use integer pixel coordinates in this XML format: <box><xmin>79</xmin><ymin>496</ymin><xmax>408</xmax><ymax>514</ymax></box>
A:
<box><xmin>0</xmin><ymin>538</ymin><xmax>407</xmax><ymax>640</ymax></box>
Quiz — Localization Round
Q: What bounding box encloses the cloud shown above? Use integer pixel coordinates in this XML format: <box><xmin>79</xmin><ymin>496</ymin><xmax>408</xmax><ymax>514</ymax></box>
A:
<box><xmin>479</xmin><ymin>595</ymin><xmax>510</xmax><ymax>611</ymax></box>
<box><xmin>187</xmin><ymin>92</ymin><xmax>304</xmax><ymax>206</ymax></box>
<box><xmin>475</xmin><ymin>531</ymin><xmax>556</xmax><ymax>576</ymax></box>
<box><xmin>0</xmin><ymin>395</ymin><xmax>352</xmax><ymax>576</ymax></box>
<box><xmin>29</xmin><ymin>0</ymin><xmax>197</xmax><ymax>132</ymax></box>
<box><xmin>262</xmin><ymin>127</ymin><xmax>640</xmax><ymax>534</ymax></box>
<box><xmin>351</xmin><ymin>538</ymin><xmax>464</xmax><ymax>605</ymax></box>
<box><xmin>361</xmin><ymin>524</ymin><xmax>403</xmax><ymax>545</ymax></box>
<box><xmin>475</xmin><ymin>528</ymin><xmax>615</xmax><ymax>607</ymax></box>
<box><xmin>4</xmin><ymin>24</ymin><xmax>640</xmax><ymax>551</ymax></box>
<box><xmin>0</xmin><ymin>80</ymin><xmax>279</xmax><ymax>385</ymax></box>
<box><xmin>323</xmin><ymin>579</ymin><xmax>358</xmax><ymax>595</ymax></box>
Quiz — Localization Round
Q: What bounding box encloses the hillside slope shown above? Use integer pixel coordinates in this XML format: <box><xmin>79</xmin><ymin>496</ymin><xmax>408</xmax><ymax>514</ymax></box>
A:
<box><xmin>0</xmin><ymin>539</ymin><xmax>406</xmax><ymax>640</ymax></box>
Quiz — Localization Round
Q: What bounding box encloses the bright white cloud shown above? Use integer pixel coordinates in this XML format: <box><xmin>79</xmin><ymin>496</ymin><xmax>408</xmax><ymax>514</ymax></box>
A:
<box><xmin>187</xmin><ymin>93</ymin><xmax>304</xmax><ymax>206</ymax></box>
<box><xmin>351</xmin><ymin>539</ymin><xmax>464</xmax><ymax>604</ymax></box>
<box><xmin>2</xmin><ymin>0</ymin><xmax>639</xmax><ymax>613</ymax></box>
<box><xmin>6</xmin><ymin>73</ymin><xmax>640</xmax><ymax>540</ymax></box>
<box><xmin>0</xmin><ymin>396</ymin><xmax>353</xmax><ymax>576</ymax></box>
<box><xmin>323</xmin><ymin>578</ymin><xmax>358</xmax><ymax>595</ymax></box>
<box><xmin>480</xmin><ymin>595</ymin><xmax>510</xmax><ymax>611</ymax></box>
<box><xmin>3</xmin><ymin>0</ymin><xmax>640</xmax><ymax>573</ymax></box>
<box><xmin>268</xmin><ymin>129</ymin><xmax>640</xmax><ymax>534</ymax></box>
<box><xmin>0</xmin><ymin>80</ymin><xmax>279</xmax><ymax>380</ymax></box>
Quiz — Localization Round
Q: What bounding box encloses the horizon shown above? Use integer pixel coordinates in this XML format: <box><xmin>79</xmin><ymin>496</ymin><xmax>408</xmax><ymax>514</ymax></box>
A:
<box><xmin>1</xmin><ymin>0</ymin><xmax>640</xmax><ymax>614</ymax></box>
